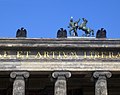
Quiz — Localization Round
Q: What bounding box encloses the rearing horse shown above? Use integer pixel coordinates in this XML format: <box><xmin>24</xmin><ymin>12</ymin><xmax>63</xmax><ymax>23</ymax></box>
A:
<box><xmin>79</xmin><ymin>18</ymin><xmax>94</xmax><ymax>37</ymax></box>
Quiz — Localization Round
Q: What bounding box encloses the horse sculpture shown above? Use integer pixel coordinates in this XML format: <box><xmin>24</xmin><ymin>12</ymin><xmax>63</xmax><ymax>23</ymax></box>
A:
<box><xmin>79</xmin><ymin>18</ymin><xmax>94</xmax><ymax>37</ymax></box>
<box><xmin>68</xmin><ymin>17</ymin><xmax>94</xmax><ymax>37</ymax></box>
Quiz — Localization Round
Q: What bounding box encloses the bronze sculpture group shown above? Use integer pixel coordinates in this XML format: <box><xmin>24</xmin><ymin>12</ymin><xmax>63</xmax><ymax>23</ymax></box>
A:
<box><xmin>68</xmin><ymin>17</ymin><xmax>94</xmax><ymax>37</ymax></box>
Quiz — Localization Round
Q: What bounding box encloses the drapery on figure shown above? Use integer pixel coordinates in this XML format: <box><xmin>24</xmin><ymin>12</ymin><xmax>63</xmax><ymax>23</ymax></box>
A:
<box><xmin>16</xmin><ymin>27</ymin><xmax>27</xmax><ymax>38</ymax></box>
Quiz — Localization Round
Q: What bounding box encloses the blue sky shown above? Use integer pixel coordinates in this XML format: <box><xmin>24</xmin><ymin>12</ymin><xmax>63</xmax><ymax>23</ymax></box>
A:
<box><xmin>0</xmin><ymin>0</ymin><xmax>119</xmax><ymax>38</ymax></box>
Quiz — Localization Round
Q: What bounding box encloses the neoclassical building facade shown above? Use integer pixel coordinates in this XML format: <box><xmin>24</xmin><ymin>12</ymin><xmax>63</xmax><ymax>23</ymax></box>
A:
<box><xmin>0</xmin><ymin>38</ymin><xmax>120</xmax><ymax>95</ymax></box>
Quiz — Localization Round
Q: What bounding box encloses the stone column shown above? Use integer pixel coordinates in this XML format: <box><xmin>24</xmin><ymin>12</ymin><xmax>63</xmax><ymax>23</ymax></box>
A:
<box><xmin>52</xmin><ymin>71</ymin><xmax>71</xmax><ymax>95</ymax></box>
<box><xmin>10</xmin><ymin>72</ymin><xmax>30</xmax><ymax>95</ymax></box>
<box><xmin>93</xmin><ymin>71</ymin><xmax>112</xmax><ymax>95</ymax></box>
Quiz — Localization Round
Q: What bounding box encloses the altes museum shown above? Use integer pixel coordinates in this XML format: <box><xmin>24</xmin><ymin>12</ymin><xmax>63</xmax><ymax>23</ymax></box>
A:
<box><xmin>1</xmin><ymin>50</ymin><xmax>120</xmax><ymax>60</ymax></box>
<box><xmin>0</xmin><ymin>18</ymin><xmax>120</xmax><ymax>95</ymax></box>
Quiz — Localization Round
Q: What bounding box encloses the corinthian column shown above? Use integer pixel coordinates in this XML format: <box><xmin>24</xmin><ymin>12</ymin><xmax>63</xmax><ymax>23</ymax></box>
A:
<box><xmin>10</xmin><ymin>72</ymin><xmax>30</xmax><ymax>95</ymax></box>
<box><xmin>52</xmin><ymin>71</ymin><xmax>71</xmax><ymax>95</ymax></box>
<box><xmin>93</xmin><ymin>71</ymin><xmax>112</xmax><ymax>95</ymax></box>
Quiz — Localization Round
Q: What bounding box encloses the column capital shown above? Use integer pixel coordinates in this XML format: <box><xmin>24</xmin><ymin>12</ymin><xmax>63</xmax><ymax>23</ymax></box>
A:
<box><xmin>10</xmin><ymin>72</ymin><xmax>29</xmax><ymax>95</ymax></box>
<box><xmin>52</xmin><ymin>71</ymin><xmax>71</xmax><ymax>95</ymax></box>
<box><xmin>93</xmin><ymin>71</ymin><xmax>112</xmax><ymax>79</ymax></box>
<box><xmin>93</xmin><ymin>71</ymin><xmax>112</xmax><ymax>95</ymax></box>
<box><xmin>10</xmin><ymin>71</ymin><xmax>30</xmax><ymax>79</ymax></box>
<box><xmin>52</xmin><ymin>71</ymin><xmax>71</xmax><ymax>79</ymax></box>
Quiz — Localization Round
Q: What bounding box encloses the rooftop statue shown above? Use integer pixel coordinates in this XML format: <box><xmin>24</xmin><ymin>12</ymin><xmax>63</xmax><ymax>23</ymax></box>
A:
<box><xmin>16</xmin><ymin>27</ymin><xmax>27</xmax><ymax>38</ymax></box>
<box><xmin>68</xmin><ymin>17</ymin><xmax>80</xmax><ymax>36</ymax></box>
<box><xmin>96</xmin><ymin>28</ymin><xmax>106</xmax><ymax>38</ymax></box>
<box><xmin>79</xmin><ymin>18</ymin><xmax>94</xmax><ymax>37</ymax></box>
<box><xmin>68</xmin><ymin>17</ymin><xmax>94</xmax><ymax>37</ymax></box>
<box><xmin>57</xmin><ymin>28</ymin><xmax>67</xmax><ymax>38</ymax></box>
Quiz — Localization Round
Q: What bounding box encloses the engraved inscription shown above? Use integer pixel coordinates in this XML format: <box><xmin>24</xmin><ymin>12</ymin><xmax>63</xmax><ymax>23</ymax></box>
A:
<box><xmin>0</xmin><ymin>50</ymin><xmax>119</xmax><ymax>60</ymax></box>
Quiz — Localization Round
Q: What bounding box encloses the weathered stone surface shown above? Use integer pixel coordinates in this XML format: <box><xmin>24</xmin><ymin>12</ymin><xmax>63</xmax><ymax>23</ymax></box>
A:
<box><xmin>0</xmin><ymin>38</ymin><xmax>120</xmax><ymax>71</ymax></box>
<box><xmin>0</xmin><ymin>38</ymin><xmax>120</xmax><ymax>48</ymax></box>
<box><xmin>52</xmin><ymin>72</ymin><xmax>71</xmax><ymax>95</ymax></box>
<box><xmin>93</xmin><ymin>72</ymin><xmax>112</xmax><ymax>95</ymax></box>
<box><xmin>0</xmin><ymin>62</ymin><xmax>120</xmax><ymax>71</ymax></box>
<box><xmin>10</xmin><ymin>72</ymin><xmax>29</xmax><ymax>95</ymax></box>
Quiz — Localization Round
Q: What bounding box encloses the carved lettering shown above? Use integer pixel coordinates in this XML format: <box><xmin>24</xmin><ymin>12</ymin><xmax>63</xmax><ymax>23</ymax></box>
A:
<box><xmin>0</xmin><ymin>50</ymin><xmax>119</xmax><ymax>60</ymax></box>
<box><xmin>51</xmin><ymin>51</ymin><xmax>55</xmax><ymax>59</ymax></box>
<box><xmin>116</xmin><ymin>52</ymin><xmax>120</xmax><ymax>58</ymax></box>
<box><xmin>35</xmin><ymin>52</ymin><xmax>42</xmax><ymax>58</ymax></box>
<box><xmin>57</xmin><ymin>52</ymin><xmax>62</xmax><ymax>59</ymax></box>
<box><xmin>109</xmin><ymin>52</ymin><xmax>112</xmax><ymax>58</ymax></box>
<box><xmin>63</xmin><ymin>52</ymin><xmax>68</xmax><ymax>59</ymax></box>
<box><xmin>4</xmin><ymin>51</ymin><xmax>11</xmax><ymax>58</ymax></box>
<box><xmin>70</xmin><ymin>52</ymin><xmax>78</xmax><ymax>59</ymax></box>
<box><xmin>17</xmin><ymin>51</ymin><xmax>24</xmax><ymax>58</ymax></box>
<box><xmin>26</xmin><ymin>51</ymin><xmax>31</xmax><ymax>58</ymax></box>
<box><xmin>109</xmin><ymin>52</ymin><xmax>116</xmax><ymax>58</ymax></box>
<box><xmin>101</xmin><ymin>52</ymin><xmax>109</xmax><ymax>58</ymax></box>
<box><xmin>44</xmin><ymin>51</ymin><xmax>50</xmax><ymax>58</ymax></box>
<box><xmin>90</xmin><ymin>51</ymin><xmax>94</xmax><ymax>58</ymax></box>
<box><xmin>94</xmin><ymin>52</ymin><xmax>100</xmax><ymax>58</ymax></box>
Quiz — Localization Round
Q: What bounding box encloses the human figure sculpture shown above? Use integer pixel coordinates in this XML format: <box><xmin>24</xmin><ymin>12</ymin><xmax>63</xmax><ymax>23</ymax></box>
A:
<box><xmin>57</xmin><ymin>28</ymin><xmax>67</xmax><ymax>38</ymax></box>
<box><xmin>68</xmin><ymin>17</ymin><xmax>94</xmax><ymax>37</ymax></box>
<box><xmin>68</xmin><ymin>17</ymin><xmax>80</xmax><ymax>36</ymax></box>
<box><xmin>16</xmin><ymin>27</ymin><xmax>27</xmax><ymax>38</ymax></box>
<box><xmin>96</xmin><ymin>28</ymin><xmax>106</xmax><ymax>38</ymax></box>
